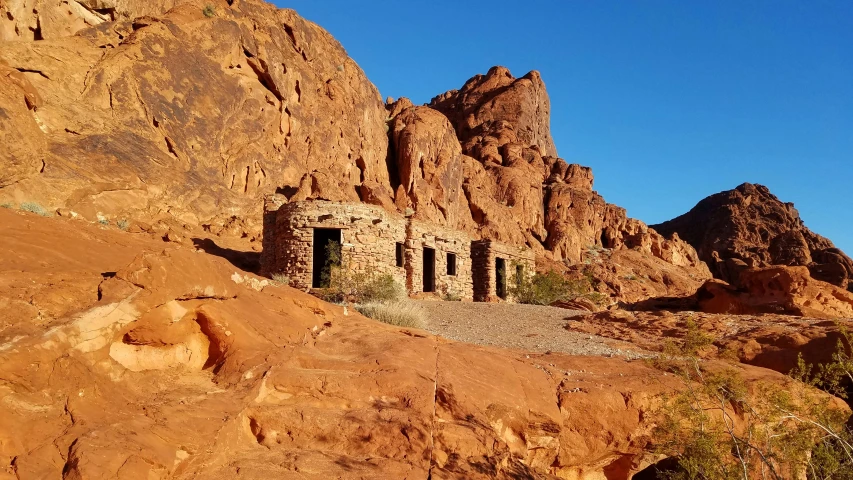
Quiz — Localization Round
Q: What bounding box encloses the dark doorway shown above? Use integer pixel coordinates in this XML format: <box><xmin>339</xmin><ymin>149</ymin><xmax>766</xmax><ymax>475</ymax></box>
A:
<box><xmin>496</xmin><ymin>257</ymin><xmax>507</xmax><ymax>299</ymax></box>
<box><xmin>423</xmin><ymin>247</ymin><xmax>436</xmax><ymax>292</ymax></box>
<box><xmin>447</xmin><ymin>253</ymin><xmax>457</xmax><ymax>276</ymax></box>
<box><xmin>312</xmin><ymin>228</ymin><xmax>342</xmax><ymax>288</ymax></box>
<box><xmin>396</xmin><ymin>242</ymin><xmax>405</xmax><ymax>267</ymax></box>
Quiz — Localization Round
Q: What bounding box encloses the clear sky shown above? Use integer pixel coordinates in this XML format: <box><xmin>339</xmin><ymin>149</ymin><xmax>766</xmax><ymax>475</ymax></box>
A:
<box><xmin>278</xmin><ymin>1</ymin><xmax>853</xmax><ymax>254</ymax></box>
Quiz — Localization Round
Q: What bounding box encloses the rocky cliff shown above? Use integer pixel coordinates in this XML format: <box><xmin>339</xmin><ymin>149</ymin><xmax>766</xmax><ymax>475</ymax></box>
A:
<box><xmin>653</xmin><ymin>183</ymin><xmax>853</xmax><ymax>291</ymax></box>
<box><xmin>0</xmin><ymin>0</ymin><xmax>707</xmax><ymax>295</ymax></box>
<box><xmin>0</xmin><ymin>0</ymin><xmax>391</xmax><ymax>240</ymax></box>
<box><xmin>0</xmin><ymin>206</ymin><xmax>811</xmax><ymax>480</ymax></box>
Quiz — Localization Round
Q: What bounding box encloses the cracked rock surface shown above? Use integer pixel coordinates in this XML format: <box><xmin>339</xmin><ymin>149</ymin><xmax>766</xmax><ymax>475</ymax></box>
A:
<box><xmin>0</xmin><ymin>206</ymin><xmax>812</xmax><ymax>479</ymax></box>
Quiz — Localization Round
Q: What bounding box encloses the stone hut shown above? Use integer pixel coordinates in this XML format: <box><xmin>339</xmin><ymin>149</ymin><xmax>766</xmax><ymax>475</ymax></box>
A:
<box><xmin>262</xmin><ymin>200</ymin><xmax>407</xmax><ymax>290</ymax></box>
<box><xmin>406</xmin><ymin>219</ymin><xmax>474</xmax><ymax>300</ymax></box>
<box><xmin>262</xmin><ymin>199</ymin><xmax>534</xmax><ymax>303</ymax></box>
<box><xmin>472</xmin><ymin>240</ymin><xmax>536</xmax><ymax>302</ymax></box>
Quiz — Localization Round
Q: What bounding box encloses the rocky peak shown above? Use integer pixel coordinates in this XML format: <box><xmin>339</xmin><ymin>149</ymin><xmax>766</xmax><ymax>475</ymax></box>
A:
<box><xmin>652</xmin><ymin>183</ymin><xmax>853</xmax><ymax>290</ymax></box>
<box><xmin>429</xmin><ymin>65</ymin><xmax>557</xmax><ymax>160</ymax></box>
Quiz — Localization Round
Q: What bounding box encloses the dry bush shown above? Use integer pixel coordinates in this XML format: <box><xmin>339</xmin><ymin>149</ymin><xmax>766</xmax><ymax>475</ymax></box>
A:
<box><xmin>647</xmin><ymin>319</ymin><xmax>853</xmax><ymax>480</ymax></box>
<box><xmin>20</xmin><ymin>202</ymin><xmax>51</xmax><ymax>217</ymax></box>
<box><xmin>355</xmin><ymin>301</ymin><xmax>426</xmax><ymax>329</ymax></box>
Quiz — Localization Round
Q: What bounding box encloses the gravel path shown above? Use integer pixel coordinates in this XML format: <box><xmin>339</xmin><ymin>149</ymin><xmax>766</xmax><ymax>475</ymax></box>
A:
<box><xmin>415</xmin><ymin>300</ymin><xmax>647</xmax><ymax>359</ymax></box>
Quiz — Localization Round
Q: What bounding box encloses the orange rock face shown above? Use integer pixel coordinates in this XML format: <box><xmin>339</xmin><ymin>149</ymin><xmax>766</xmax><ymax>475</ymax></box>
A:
<box><xmin>0</xmin><ymin>208</ymin><xmax>789</xmax><ymax>479</ymax></box>
<box><xmin>567</xmin><ymin>309</ymin><xmax>851</xmax><ymax>377</ymax></box>
<box><xmin>695</xmin><ymin>266</ymin><xmax>853</xmax><ymax>319</ymax></box>
<box><xmin>0</xmin><ymin>0</ymin><xmax>707</xmax><ymax>301</ymax></box>
<box><xmin>0</xmin><ymin>0</ymin><xmax>390</xmax><ymax>239</ymax></box>
<box><xmin>427</xmin><ymin>66</ymin><xmax>708</xmax><ymax>280</ymax></box>
<box><xmin>653</xmin><ymin>183</ymin><xmax>853</xmax><ymax>291</ymax></box>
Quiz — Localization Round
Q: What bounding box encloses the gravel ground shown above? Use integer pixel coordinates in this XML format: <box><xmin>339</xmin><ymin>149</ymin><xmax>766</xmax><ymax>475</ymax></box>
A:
<box><xmin>415</xmin><ymin>300</ymin><xmax>648</xmax><ymax>359</ymax></box>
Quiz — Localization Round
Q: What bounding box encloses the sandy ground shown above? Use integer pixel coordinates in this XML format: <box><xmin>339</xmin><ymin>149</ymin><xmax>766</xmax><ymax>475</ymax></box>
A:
<box><xmin>415</xmin><ymin>300</ymin><xmax>648</xmax><ymax>359</ymax></box>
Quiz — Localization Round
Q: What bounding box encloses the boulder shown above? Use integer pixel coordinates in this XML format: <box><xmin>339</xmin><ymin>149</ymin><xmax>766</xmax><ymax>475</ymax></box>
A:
<box><xmin>653</xmin><ymin>183</ymin><xmax>853</xmax><ymax>291</ymax></box>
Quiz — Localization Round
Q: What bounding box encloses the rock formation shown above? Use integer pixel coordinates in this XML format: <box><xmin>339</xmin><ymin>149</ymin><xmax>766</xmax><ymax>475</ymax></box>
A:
<box><xmin>0</xmin><ymin>207</ymin><xmax>791</xmax><ymax>479</ymax></box>
<box><xmin>1</xmin><ymin>0</ymin><xmax>192</xmax><ymax>41</ymax></box>
<box><xmin>568</xmin><ymin>308</ymin><xmax>853</xmax><ymax>377</ymax></box>
<box><xmin>653</xmin><ymin>183</ymin><xmax>853</xmax><ymax>291</ymax></box>
<box><xmin>0</xmin><ymin>0</ymin><xmax>709</xmax><ymax>302</ymax></box>
<box><xmin>0</xmin><ymin>0</ymin><xmax>391</xmax><ymax>239</ymax></box>
<box><xmin>694</xmin><ymin>266</ymin><xmax>853</xmax><ymax>319</ymax></box>
<box><xmin>424</xmin><ymin>66</ymin><xmax>708</xmax><ymax>273</ymax></box>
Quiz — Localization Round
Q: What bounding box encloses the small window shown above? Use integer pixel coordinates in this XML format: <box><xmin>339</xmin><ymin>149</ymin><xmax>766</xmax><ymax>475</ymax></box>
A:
<box><xmin>447</xmin><ymin>253</ymin><xmax>457</xmax><ymax>276</ymax></box>
<box><xmin>395</xmin><ymin>242</ymin><xmax>405</xmax><ymax>267</ymax></box>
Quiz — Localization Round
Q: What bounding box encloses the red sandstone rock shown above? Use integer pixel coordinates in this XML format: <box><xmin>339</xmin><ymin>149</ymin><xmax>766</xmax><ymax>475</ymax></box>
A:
<box><xmin>428</xmin><ymin>66</ymin><xmax>708</xmax><ymax>292</ymax></box>
<box><xmin>652</xmin><ymin>183</ymin><xmax>853</xmax><ymax>291</ymax></box>
<box><xmin>0</xmin><ymin>0</ymin><xmax>194</xmax><ymax>41</ymax></box>
<box><xmin>695</xmin><ymin>266</ymin><xmax>853</xmax><ymax>318</ymax></box>
<box><xmin>388</xmin><ymin>101</ymin><xmax>475</xmax><ymax>231</ymax></box>
<box><xmin>0</xmin><ymin>206</ymin><xmax>811</xmax><ymax>479</ymax></box>
<box><xmin>0</xmin><ymin>0</ymin><xmax>390</xmax><ymax>239</ymax></box>
<box><xmin>567</xmin><ymin>308</ymin><xmax>853</xmax><ymax>379</ymax></box>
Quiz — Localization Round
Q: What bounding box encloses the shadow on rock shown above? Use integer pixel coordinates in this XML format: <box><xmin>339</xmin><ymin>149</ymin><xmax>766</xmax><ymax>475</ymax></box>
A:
<box><xmin>192</xmin><ymin>237</ymin><xmax>260</xmax><ymax>274</ymax></box>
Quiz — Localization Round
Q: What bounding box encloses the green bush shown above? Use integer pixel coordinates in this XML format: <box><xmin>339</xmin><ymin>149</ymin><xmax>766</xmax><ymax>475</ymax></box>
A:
<box><xmin>648</xmin><ymin>320</ymin><xmax>853</xmax><ymax>479</ymax></box>
<box><xmin>20</xmin><ymin>202</ymin><xmax>51</xmax><ymax>217</ymax></box>
<box><xmin>271</xmin><ymin>273</ymin><xmax>290</xmax><ymax>285</ymax></box>
<box><xmin>202</xmin><ymin>5</ymin><xmax>216</xmax><ymax>17</ymax></box>
<box><xmin>319</xmin><ymin>242</ymin><xmax>405</xmax><ymax>304</ymax></box>
<box><xmin>0</xmin><ymin>202</ymin><xmax>13</xmax><ymax>209</ymax></box>
<box><xmin>117</xmin><ymin>219</ymin><xmax>130</xmax><ymax>230</ymax></box>
<box><xmin>511</xmin><ymin>270</ymin><xmax>605</xmax><ymax>306</ymax></box>
<box><xmin>355</xmin><ymin>301</ymin><xmax>426</xmax><ymax>329</ymax></box>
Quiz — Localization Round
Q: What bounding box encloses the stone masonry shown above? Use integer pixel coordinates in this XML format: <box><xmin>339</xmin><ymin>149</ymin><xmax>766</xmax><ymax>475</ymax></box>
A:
<box><xmin>406</xmin><ymin>219</ymin><xmax>474</xmax><ymax>300</ymax></box>
<box><xmin>262</xmin><ymin>199</ymin><xmax>534</xmax><ymax>302</ymax></box>
<box><xmin>472</xmin><ymin>240</ymin><xmax>536</xmax><ymax>302</ymax></box>
<box><xmin>262</xmin><ymin>200</ymin><xmax>408</xmax><ymax>290</ymax></box>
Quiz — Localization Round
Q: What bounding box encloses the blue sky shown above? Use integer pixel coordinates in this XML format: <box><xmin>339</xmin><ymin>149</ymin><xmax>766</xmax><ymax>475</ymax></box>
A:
<box><xmin>278</xmin><ymin>1</ymin><xmax>853</xmax><ymax>254</ymax></box>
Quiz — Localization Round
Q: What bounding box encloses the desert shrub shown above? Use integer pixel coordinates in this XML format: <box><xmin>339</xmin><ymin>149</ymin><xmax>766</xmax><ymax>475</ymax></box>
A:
<box><xmin>202</xmin><ymin>5</ymin><xmax>216</xmax><ymax>17</ymax></box>
<box><xmin>271</xmin><ymin>273</ymin><xmax>290</xmax><ymax>285</ymax></box>
<box><xmin>0</xmin><ymin>202</ymin><xmax>12</xmax><ymax>209</ymax></box>
<box><xmin>117</xmin><ymin>219</ymin><xmax>130</xmax><ymax>230</ymax></box>
<box><xmin>20</xmin><ymin>202</ymin><xmax>51</xmax><ymax>217</ymax></box>
<box><xmin>98</xmin><ymin>218</ymin><xmax>109</xmax><ymax>226</ymax></box>
<box><xmin>441</xmin><ymin>284</ymin><xmax>462</xmax><ymax>302</ymax></box>
<box><xmin>355</xmin><ymin>301</ymin><xmax>426</xmax><ymax>329</ymax></box>
<box><xmin>647</xmin><ymin>319</ymin><xmax>853</xmax><ymax>479</ymax></box>
<box><xmin>511</xmin><ymin>270</ymin><xmax>605</xmax><ymax>306</ymax></box>
<box><xmin>320</xmin><ymin>242</ymin><xmax>405</xmax><ymax>304</ymax></box>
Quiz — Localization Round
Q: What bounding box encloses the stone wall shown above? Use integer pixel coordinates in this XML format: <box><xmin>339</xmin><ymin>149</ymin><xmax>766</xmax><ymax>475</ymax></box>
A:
<box><xmin>472</xmin><ymin>240</ymin><xmax>536</xmax><ymax>302</ymax></box>
<box><xmin>263</xmin><ymin>200</ymin><xmax>407</xmax><ymax>290</ymax></box>
<box><xmin>406</xmin><ymin>219</ymin><xmax>474</xmax><ymax>300</ymax></box>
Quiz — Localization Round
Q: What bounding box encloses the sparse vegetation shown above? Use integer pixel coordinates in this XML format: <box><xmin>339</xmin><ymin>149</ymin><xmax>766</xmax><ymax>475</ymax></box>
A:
<box><xmin>98</xmin><ymin>218</ymin><xmax>109</xmax><ymax>226</ymax></box>
<box><xmin>441</xmin><ymin>284</ymin><xmax>462</xmax><ymax>302</ymax></box>
<box><xmin>624</xmin><ymin>273</ymin><xmax>638</xmax><ymax>281</ymax></box>
<box><xmin>320</xmin><ymin>242</ymin><xmax>405</xmax><ymax>304</ymax></box>
<box><xmin>355</xmin><ymin>301</ymin><xmax>426</xmax><ymax>329</ymax></box>
<box><xmin>271</xmin><ymin>273</ymin><xmax>290</xmax><ymax>285</ymax></box>
<box><xmin>647</xmin><ymin>319</ymin><xmax>853</xmax><ymax>479</ymax></box>
<box><xmin>202</xmin><ymin>5</ymin><xmax>216</xmax><ymax>17</ymax></box>
<box><xmin>117</xmin><ymin>219</ymin><xmax>130</xmax><ymax>230</ymax></box>
<box><xmin>20</xmin><ymin>202</ymin><xmax>51</xmax><ymax>217</ymax></box>
<box><xmin>511</xmin><ymin>269</ymin><xmax>606</xmax><ymax>307</ymax></box>
<box><xmin>0</xmin><ymin>202</ymin><xmax>12</xmax><ymax>209</ymax></box>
